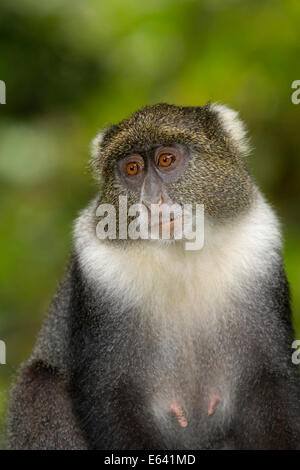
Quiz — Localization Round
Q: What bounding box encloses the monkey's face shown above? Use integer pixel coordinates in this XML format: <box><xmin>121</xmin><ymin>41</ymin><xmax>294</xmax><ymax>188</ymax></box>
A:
<box><xmin>92</xmin><ymin>103</ymin><xmax>254</xmax><ymax>239</ymax></box>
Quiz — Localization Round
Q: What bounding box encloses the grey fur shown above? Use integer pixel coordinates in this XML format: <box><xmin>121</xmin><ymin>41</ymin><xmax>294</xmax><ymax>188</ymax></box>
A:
<box><xmin>6</xmin><ymin>103</ymin><xmax>300</xmax><ymax>449</ymax></box>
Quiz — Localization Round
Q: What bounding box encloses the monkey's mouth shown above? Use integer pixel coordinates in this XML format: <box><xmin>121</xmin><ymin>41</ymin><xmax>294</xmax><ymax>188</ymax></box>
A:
<box><xmin>159</xmin><ymin>213</ymin><xmax>173</xmax><ymax>224</ymax></box>
<box><xmin>142</xmin><ymin>205</ymin><xmax>180</xmax><ymax>226</ymax></box>
<box><xmin>160</xmin><ymin>214</ymin><xmax>182</xmax><ymax>225</ymax></box>
<box><xmin>140</xmin><ymin>203</ymin><xmax>185</xmax><ymax>237</ymax></box>
<box><xmin>157</xmin><ymin>212</ymin><xmax>182</xmax><ymax>226</ymax></box>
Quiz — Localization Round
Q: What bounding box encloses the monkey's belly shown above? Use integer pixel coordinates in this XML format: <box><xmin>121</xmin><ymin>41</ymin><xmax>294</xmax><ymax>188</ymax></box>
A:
<box><xmin>153</xmin><ymin>393</ymin><xmax>220</xmax><ymax>427</ymax></box>
<box><xmin>110</xmin><ymin>322</ymin><xmax>235</xmax><ymax>448</ymax></box>
<box><xmin>93</xmin><ymin>316</ymin><xmax>237</xmax><ymax>447</ymax></box>
<box><xmin>133</xmin><ymin>359</ymin><xmax>232</xmax><ymax>449</ymax></box>
<box><xmin>140</xmin><ymin>376</ymin><xmax>229</xmax><ymax>448</ymax></box>
<box><xmin>88</xmin><ymin>338</ymin><xmax>234</xmax><ymax>448</ymax></box>
<box><xmin>150</xmin><ymin>387</ymin><xmax>221</xmax><ymax>428</ymax></box>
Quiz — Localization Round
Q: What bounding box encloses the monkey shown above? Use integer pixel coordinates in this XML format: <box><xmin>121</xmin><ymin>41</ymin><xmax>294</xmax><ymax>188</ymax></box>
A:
<box><xmin>6</xmin><ymin>103</ymin><xmax>300</xmax><ymax>450</ymax></box>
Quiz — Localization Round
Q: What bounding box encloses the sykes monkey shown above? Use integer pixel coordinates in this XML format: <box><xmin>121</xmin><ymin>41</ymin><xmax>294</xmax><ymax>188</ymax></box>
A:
<box><xmin>7</xmin><ymin>103</ymin><xmax>300</xmax><ymax>449</ymax></box>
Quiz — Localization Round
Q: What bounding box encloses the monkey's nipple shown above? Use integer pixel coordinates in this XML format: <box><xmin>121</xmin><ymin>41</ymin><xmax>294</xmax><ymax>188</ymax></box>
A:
<box><xmin>169</xmin><ymin>399</ymin><xmax>188</xmax><ymax>428</ymax></box>
<box><xmin>207</xmin><ymin>393</ymin><xmax>220</xmax><ymax>416</ymax></box>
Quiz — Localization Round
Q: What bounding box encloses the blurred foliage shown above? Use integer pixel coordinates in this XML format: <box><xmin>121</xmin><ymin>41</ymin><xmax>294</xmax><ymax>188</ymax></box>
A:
<box><xmin>0</xmin><ymin>0</ymin><xmax>300</xmax><ymax>446</ymax></box>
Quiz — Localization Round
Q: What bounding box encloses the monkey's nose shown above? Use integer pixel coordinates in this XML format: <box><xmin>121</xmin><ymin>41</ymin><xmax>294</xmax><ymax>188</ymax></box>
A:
<box><xmin>142</xmin><ymin>196</ymin><xmax>163</xmax><ymax>209</ymax></box>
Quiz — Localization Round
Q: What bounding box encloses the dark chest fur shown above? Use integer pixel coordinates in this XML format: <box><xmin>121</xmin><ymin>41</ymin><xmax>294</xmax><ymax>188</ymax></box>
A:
<box><xmin>67</xmin><ymin>259</ymin><xmax>285</xmax><ymax>449</ymax></box>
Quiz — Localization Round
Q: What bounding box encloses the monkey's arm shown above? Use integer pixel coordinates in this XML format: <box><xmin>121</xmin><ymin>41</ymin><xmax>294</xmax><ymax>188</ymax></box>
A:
<box><xmin>233</xmin><ymin>368</ymin><xmax>300</xmax><ymax>450</ymax></box>
<box><xmin>6</xmin><ymin>360</ymin><xmax>87</xmax><ymax>450</ymax></box>
<box><xmin>6</xmin><ymin>261</ymin><xmax>88</xmax><ymax>450</ymax></box>
<box><xmin>232</xmin><ymin>262</ymin><xmax>300</xmax><ymax>450</ymax></box>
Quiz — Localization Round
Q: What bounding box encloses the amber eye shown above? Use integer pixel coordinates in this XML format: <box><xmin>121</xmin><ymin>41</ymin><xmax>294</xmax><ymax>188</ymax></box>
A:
<box><xmin>158</xmin><ymin>153</ymin><xmax>174</xmax><ymax>167</ymax></box>
<box><xmin>126</xmin><ymin>162</ymin><xmax>139</xmax><ymax>175</ymax></box>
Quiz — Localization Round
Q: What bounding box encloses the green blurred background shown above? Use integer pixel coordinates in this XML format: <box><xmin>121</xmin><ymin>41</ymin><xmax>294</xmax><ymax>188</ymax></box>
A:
<box><xmin>0</xmin><ymin>0</ymin><xmax>299</xmax><ymax>446</ymax></box>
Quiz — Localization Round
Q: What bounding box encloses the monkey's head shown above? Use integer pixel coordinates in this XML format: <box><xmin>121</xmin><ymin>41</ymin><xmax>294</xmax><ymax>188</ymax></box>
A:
<box><xmin>91</xmin><ymin>103</ymin><xmax>254</xmax><ymax>241</ymax></box>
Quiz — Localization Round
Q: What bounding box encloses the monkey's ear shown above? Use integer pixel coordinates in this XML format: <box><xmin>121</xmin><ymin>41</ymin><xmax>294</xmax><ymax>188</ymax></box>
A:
<box><xmin>90</xmin><ymin>130</ymin><xmax>106</xmax><ymax>161</ymax></box>
<box><xmin>210</xmin><ymin>103</ymin><xmax>251</xmax><ymax>157</ymax></box>
<box><xmin>90</xmin><ymin>124</ymin><xmax>119</xmax><ymax>180</ymax></box>
<box><xmin>90</xmin><ymin>128</ymin><xmax>111</xmax><ymax>181</ymax></box>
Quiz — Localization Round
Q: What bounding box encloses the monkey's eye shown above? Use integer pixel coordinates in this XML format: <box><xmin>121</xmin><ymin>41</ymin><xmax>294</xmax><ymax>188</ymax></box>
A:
<box><xmin>123</xmin><ymin>155</ymin><xmax>144</xmax><ymax>178</ymax></box>
<box><xmin>158</xmin><ymin>153</ymin><xmax>175</xmax><ymax>167</ymax></box>
<box><xmin>126</xmin><ymin>162</ymin><xmax>139</xmax><ymax>175</ymax></box>
<box><xmin>155</xmin><ymin>146</ymin><xmax>181</xmax><ymax>172</ymax></box>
